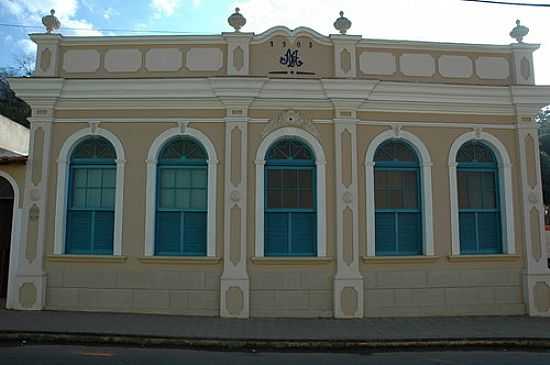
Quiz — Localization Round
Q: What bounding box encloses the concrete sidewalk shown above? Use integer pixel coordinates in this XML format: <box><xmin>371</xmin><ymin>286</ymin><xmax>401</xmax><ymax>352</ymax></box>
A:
<box><xmin>1</xmin><ymin>310</ymin><xmax>550</xmax><ymax>348</ymax></box>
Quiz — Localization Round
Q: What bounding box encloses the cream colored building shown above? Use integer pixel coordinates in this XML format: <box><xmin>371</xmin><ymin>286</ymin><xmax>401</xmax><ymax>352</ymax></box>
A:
<box><xmin>2</xmin><ymin>10</ymin><xmax>550</xmax><ymax>318</ymax></box>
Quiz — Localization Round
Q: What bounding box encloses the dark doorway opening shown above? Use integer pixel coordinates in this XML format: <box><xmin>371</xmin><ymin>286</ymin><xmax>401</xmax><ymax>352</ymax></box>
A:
<box><xmin>0</xmin><ymin>176</ymin><xmax>14</xmax><ymax>306</ymax></box>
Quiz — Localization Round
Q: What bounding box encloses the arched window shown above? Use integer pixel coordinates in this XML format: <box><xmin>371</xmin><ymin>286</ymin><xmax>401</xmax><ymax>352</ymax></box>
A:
<box><xmin>66</xmin><ymin>136</ymin><xmax>116</xmax><ymax>255</ymax></box>
<box><xmin>374</xmin><ymin>140</ymin><xmax>422</xmax><ymax>256</ymax></box>
<box><xmin>456</xmin><ymin>141</ymin><xmax>502</xmax><ymax>254</ymax></box>
<box><xmin>155</xmin><ymin>136</ymin><xmax>208</xmax><ymax>256</ymax></box>
<box><xmin>264</xmin><ymin>139</ymin><xmax>316</xmax><ymax>256</ymax></box>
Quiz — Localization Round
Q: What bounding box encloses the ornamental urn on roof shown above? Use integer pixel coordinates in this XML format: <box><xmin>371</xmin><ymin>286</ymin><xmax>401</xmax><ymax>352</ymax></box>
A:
<box><xmin>42</xmin><ymin>9</ymin><xmax>61</xmax><ymax>33</ymax></box>
<box><xmin>228</xmin><ymin>7</ymin><xmax>246</xmax><ymax>32</ymax></box>
<box><xmin>333</xmin><ymin>11</ymin><xmax>351</xmax><ymax>34</ymax></box>
<box><xmin>509</xmin><ymin>19</ymin><xmax>529</xmax><ymax>43</ymax></box>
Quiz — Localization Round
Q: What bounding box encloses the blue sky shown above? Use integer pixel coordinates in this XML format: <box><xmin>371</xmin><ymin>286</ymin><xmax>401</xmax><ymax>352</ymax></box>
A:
<box><xmin>1</xmin><ymin>0</ymin><xmax>550</xmax><ymax>84</ymax></box>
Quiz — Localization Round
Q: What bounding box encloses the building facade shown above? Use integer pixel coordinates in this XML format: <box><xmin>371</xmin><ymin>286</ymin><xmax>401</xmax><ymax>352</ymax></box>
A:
<box><xmin>2</xmin><ymin>10</ymin><xmax>550</xmax><ymax>318</ymax></box>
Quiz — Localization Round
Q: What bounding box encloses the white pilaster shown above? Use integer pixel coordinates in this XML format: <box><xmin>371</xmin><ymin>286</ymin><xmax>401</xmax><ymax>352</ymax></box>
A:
<box><xmin>510</xmin><ymin>43</ymin><xmax>538</xmax><ymax>85</ymax></box>
<box><xmin>223</xmin><ymin>33</ymin><xmax>253</xmax><ymax>76</ymax></box>
<box><xmin>220</xmin><ymin>105</ymin><xmax>250</xmax><ymax>318</ymax></box>
<box><xmin>30</xmin><ymin>34</ymin><xmax>62</xmax><ymax>77</ymax></box>
<box><xmin>333</xmin><ymin>116</ymin><xmax>363</xmax><ymax>318</ymax></box>
<box><xmin>12</xmin><ymin>115</ymin><xmax>53</xmax><ymax>310</ymax></box>
<box><xmin>516</xmin><ymin>111</ymin><xmax>550</xmax><ymax>316</ymax></box>
<box><xmin>330</xmin><ymin>35</ymin><xmax>361</xmax><ymax>78</ymax></box>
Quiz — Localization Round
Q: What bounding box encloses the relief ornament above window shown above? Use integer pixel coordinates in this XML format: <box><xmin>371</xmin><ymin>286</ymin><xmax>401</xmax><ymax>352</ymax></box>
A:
<box><xmin>263</xmin><ymin>110</ymin><xmax>320</xmax><ymax>139</ymax></box>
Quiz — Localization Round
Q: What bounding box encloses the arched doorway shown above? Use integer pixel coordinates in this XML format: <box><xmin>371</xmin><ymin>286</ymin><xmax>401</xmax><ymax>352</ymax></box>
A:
<box><xmin>0</xmin><ymin>176</ymin><xmax>14</xmax><ymax>307</ymax></box>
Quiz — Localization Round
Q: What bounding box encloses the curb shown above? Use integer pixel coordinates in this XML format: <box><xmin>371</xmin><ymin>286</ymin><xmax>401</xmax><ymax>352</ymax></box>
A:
<box><xmin>2</xmin><ymin>332</ymin><xmax>550</xmax><ymax>351</ymax></box>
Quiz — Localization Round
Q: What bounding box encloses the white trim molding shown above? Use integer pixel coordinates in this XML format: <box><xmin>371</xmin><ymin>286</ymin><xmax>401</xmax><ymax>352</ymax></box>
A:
<box><xmin>0</xmin><ymin>171</ymin><xmax>23</xmax><ymax>309</ymax></box>
<box><xmin>364</xmin><ymin>127</ymin><xmax>435</xmax><ymax>257</ymax></box>
<box><xmin>255</xmin><ymin>127</ymin><xmax>327</xmax><ymax>257</ymax></box>
<box><xmin>54</xmin><ymin>125</ymin><xmax>126</xmax><ymax>256</ymax></box>
<box><xmin>145</xmin><ymin>124</ymin><xmax>218</xmax><ymax>257</ymax></box>
<box><xmin>448</xmin><ymin>130</ymin><xmax>515</xmax><ymax>256</ymax></box>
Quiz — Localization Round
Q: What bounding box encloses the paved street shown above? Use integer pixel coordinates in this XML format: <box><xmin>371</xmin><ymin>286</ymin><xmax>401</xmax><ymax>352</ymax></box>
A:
<box><xmin>1</xmin><ymin>345</ymin><xmax>550</xmax><ymax>365</ymax></box>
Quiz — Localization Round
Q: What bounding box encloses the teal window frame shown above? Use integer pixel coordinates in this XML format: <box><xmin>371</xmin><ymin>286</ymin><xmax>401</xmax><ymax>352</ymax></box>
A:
<box><xmin>154</xmin><ymin>137</ymin><xmax>208</xmax><ymax>256</ymax></box>
<box><xmin>374</xmin><ymin>140</ymin><xmax>423</xmax><ymax>256</ymax></box>
<box><xmin>457</xmin><ymin>142</ymin><xmax>502</xmax><ymax>254</ymax></box>
<box><xmin>65</xmin><ymin>138</ymin><xmax>116</xmax><ymax>255</ymax></box>
<box><xmin>264</xmin><ymin>139</ymin><xmax>317</xmax><ymax>256</ymax></box>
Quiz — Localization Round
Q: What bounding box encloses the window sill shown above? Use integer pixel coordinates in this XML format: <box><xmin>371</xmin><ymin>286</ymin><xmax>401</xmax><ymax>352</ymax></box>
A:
<box><xmin>47</xmin><ymin>255</ymin><xmax>128</xmax><ymax>263</ymax></box>
<box><xmin>138</xmin><ymin>256</ymin><xmax>222</xmax><ymax>265</ymax></box>
<box><xmin>361</xmin><ymin>255</ymin><xmax>440</xmax><ymax>264</ymax></box>
<box><xmin>447</xmin><ymin>254</ymin><xmax>521</xmax><ymax>263</ymax></box>
<box><xmin>250</xmin><ymin>256</ymin><xmax>334</xmax><ymax>265</ymax></box>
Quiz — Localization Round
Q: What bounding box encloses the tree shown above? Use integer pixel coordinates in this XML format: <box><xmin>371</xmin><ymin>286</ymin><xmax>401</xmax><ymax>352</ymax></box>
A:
<box><xmin>0</xmin><ymin>75</ymin><xmax>31</xmax><ymax>127</ymax></box>
<box><xmin>0</xmin><ymin>53</ymin><xmax>35</xmax><ymax>78</ymax></box>
<box><xmin>0</xmin><ymin>52</ymin><xmax>34</xmax><ymax>127</ymax></box>
<box><xmin>536</xmin><ymin>106</ymin><xmax>550</xmax><ymax>211</ymax></box>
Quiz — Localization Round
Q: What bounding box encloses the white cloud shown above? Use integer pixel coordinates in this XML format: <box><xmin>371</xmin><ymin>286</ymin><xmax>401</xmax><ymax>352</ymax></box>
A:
<box><xmin>0</xmin><ymin>0</ymin><xmax>101</xmax><ymax>35</ymax></box>
<box><xmin>16</xmin><ymin>39</ymin><xmax>37</xmax><ymax>56</ymax></box>
<box><xmin>233</xmin><ymin>0</ymin><xmax>550</xmax><ymax>84</ymax></box>
<box><xmin>103</xmin><ymin>7</ymin><xmax>118</xmax><ymax>20</ymax></box>
<box><xmin>151</xmin><ymin>0</ymin><xmax>181</xmax><ymax>17</ymax></box>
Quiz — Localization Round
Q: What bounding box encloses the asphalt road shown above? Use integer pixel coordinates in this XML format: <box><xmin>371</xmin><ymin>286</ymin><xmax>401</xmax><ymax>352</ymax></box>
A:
<box><xmin>1</xmin><ymin>345</ymin><xmax>550</xmax><ymax>365</ymax></box>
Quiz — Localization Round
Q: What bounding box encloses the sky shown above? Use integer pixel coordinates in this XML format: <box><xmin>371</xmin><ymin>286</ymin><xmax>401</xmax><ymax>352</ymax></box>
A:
<box><xmin>0</xmin><ymin>0</ymin><xmax>549</xmax><ymax>85</ymax></box>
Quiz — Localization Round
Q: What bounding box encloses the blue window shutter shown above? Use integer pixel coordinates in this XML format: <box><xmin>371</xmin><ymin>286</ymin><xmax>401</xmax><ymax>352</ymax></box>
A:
<box><xmin>93</xmin><ymin>211</ymin><xmax>114</xmax><ymax>254</ymax></box>
<box><xmin>291</xmin><ymin>212</ymin><xmax>316</xmax><ymax>256</ymax></box>
<box><xmin>66</xmin><ymin>211</ymin><xmax>92</xmax><ymax>254</ymax></box>
<box><xmin>477</xmin><ymin>211</ymin><xmax>502</xmax><ymax>253</ymax></box>
<box><xmin>265</xmin><ymin>212</ymin><xmax>289</xmax><ymax>256</ymax></box>
<box><xmin>375</xmin><ymin>212</ymin><xmax>396</xmax><ymax>255</ymax></box>
<box><xmin>183</xmin><ymin>212</ymin><xmax>207</xmax><ymax>256</ymax></box>
<box><xmin>459</xmin><ymin>212</ymin><xmax>477</xmax><ymax>254</ymax></box>
<box><xmin>67</xmin><ymin>137</ymin><xmax>117</xmax><ymax>255</ymax></box>
<box><xmin>397</xmin><ymin>212</ymin><xmax>422</xmax><ymax>255</ymax></box>
<box><xmin>156</xmin><ymin>211</ymin><xmax>181</xmax><ymax>255</ymax></box>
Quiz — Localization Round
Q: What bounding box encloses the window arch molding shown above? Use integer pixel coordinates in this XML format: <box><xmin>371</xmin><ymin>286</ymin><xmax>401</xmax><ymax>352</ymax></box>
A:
<box><xmin>365</xmin><ymin>129</ymin><xmax>434</xmax><ymax>256</ymax></box>
<box><xmin>145</xmin><ymin>126</ymin><xmax>218</xmax><ymax>257</ymax></box>
<box><xmin>448</xmin><ymin>131</ymin><xmax>515</xmax><ymax>255</ymax></box>
<box><xmin>54</xmin><ymin>126</ymin><xmax>126</xmax><ymax>255</ymax></box>
<box><xmin>255</xmin><ymin>127</ymin><xmax>327</xmax><ymax>257</ymax></box>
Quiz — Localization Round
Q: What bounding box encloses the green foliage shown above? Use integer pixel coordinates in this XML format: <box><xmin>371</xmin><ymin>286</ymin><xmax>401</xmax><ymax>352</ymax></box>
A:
<box><xmin>0</xmin><ymin>75</ymin><xmax>31</xmax><ymax>128</ymax></box>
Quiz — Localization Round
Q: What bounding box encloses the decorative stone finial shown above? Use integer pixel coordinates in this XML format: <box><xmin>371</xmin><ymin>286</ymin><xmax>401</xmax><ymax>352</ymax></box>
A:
<box><xmin>228</xmin><ymin>7</ymin><xmax>246</xmax><ymax>32</ymax></box>
<box><xmin>42</xmin><ymin>9</ymin><xmax>61</xmax><ymax>33</ymax></box>
<box><xmin>333</xmin><ymin>11</ymin><xmax>351</xmax><ymax>35</ymax></box>
<box><xmin>510</xmin><ymin>19</ymin><xmax>529</xmax><ymax>43</ymax></box>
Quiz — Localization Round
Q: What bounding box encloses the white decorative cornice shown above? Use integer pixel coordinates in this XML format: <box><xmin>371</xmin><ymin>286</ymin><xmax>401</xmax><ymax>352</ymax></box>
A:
<box><xmin>9</xmin><ymin>77</ymin><xmax>550</xmax><ymax>119</ymax></box>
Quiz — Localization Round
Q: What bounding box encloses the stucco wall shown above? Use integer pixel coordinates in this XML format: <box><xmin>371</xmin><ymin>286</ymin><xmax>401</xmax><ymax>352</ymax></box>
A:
<box><xmin>44</xmin><ymin>121</ymin><xmax>224</xmax><ymax>315</ymax></box>
<box><xmin>41</xmin><ymin>111</ymin><xmax>527</xmax><ymax>317</ymax></box>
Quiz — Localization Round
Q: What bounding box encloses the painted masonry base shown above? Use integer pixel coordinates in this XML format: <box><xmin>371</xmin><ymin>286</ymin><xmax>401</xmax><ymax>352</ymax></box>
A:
<box><xmin>220</xmin><ymin>278</ymin><xmax>250</xmax><ymax>318</ymax></box>
<box><xmin>9</xmin><ymin>273</ymin><xmax>47</xmax><ymax>311</ymax></box>
<box><xmin>334</xmin><ymin>277</ymin><xmax>364</xmax><ymax>319</ymax></box>
<box><xmin>524</xmin><ymin>273</ymin><xmax>550</xmax><ymax>316</ymax></box>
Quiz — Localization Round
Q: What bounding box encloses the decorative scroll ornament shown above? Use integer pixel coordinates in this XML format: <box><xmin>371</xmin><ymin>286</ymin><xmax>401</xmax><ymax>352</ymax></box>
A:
<box><xmin>509</xmin><ymin>19</ymin><xmax>529</xmax><ymax>43</ymax></box>
<box><xmin>42</xmin><ymin>9</ymin><xmax>61</xmax><ymax>33</ymax></box>
<box><xmin>88</xmin><ymin>121</ymin><xmax>101</xmax><ymax>134</ymax></box>
<box><xmin>228</xmin><ymin>7</ymin><xmax>246</xmax><ymax>32</ymax></box>
<box><xmin>177</xmin><ymin>121</ymin><xmax>190</xmax><ymax>134</ymax></box>
<box><xmin>333</xmin><ymin>11</ymin><xmax>351</xmax><ymax>35</ymax></box>
<box><xmin>263</xmin><ymin>110</ymin><xmax>320</xmax><ymax>139</ymax></box>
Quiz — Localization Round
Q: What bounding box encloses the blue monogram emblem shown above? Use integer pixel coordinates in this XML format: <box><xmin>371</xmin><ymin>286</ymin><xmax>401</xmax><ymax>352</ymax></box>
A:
<box><xmin>280</xmin><ymin>49</ymin><xmax>303</xmax><ymax>68</ymax></box>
